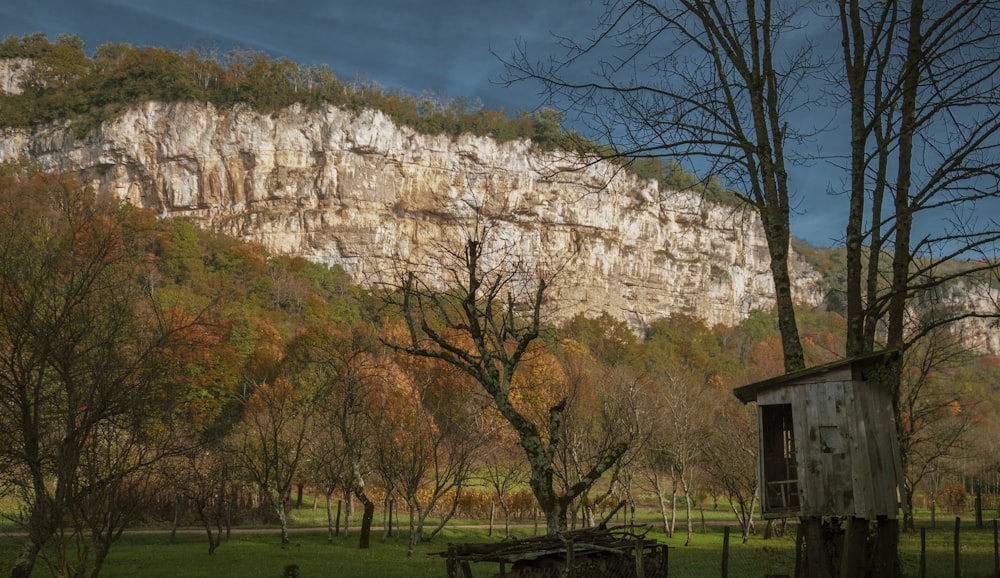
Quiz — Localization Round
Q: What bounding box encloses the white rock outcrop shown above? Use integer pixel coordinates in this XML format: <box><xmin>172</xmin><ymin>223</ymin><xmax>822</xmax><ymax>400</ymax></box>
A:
<box><xmin>0</xmin><ymin>57</ymin><xmax>33</xmax><ymax>95</ymax></box>
<box><xmin>2</xmin><ymin>100</ymin><xmax>824</xmax><ymax>331</ymax></box>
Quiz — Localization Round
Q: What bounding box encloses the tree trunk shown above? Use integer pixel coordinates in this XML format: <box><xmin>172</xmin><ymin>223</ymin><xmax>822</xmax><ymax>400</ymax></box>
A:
<box><xmin>543</xmin><ymin>503</ymin><xmax>567</xmax><ymax>535</ymax></box>
<box><xmin>10</xmin><ymin>536</ymin><xmax>43</xmax><ymax>578</ymax></box>
<box><xmin>653</xmin><ymin>474</ymin><xmax>671</xmax><ymax>538</ymax></box>
<box><xmin>358</xmin><ymin>496</ymin><xmax>375</xmax><ymax>549</ymax></box>
<box><xmin>276</xmin><ymin>497</ymin><xmax>290</xmax><ymax>547</ymax></box>
<box><xmin>669</xmin><ymin>475</ymin><xmax>678</xmax><ymax>539</ymax></box>
<box><xmin>326</xmin><ymin>490</ymin><xmax>335</xmax><ymax>544</ymax></box>
<box><xmin>683</xmin><ymin>478</ymin><xmax>694</xmax><ymax>547</ymax></box>
<box><xmin>764</xmin><ymin>224</ymin><xmax>805</xmax><ymax>372</ymax></box>
<box><xmin>407</xmin><ymin>499</ymin><xmax>417</xmax><ymax>557</ymax></box>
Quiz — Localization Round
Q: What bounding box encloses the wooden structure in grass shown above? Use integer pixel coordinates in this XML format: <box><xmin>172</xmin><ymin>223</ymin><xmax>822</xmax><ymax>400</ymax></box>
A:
<box><xmin>733</xmin><ymin>350</ymin><xmax>904</xmax><ymax>520</ymax></box>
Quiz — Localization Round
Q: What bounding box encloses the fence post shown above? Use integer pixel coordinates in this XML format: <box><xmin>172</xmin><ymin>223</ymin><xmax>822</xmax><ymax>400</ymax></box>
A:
<box><xmin>920</xmin><ymin>527</ymin><xmax>926</xmax><ymax>578</ymax></box>
<box><xmin>722</xmin><ymin>525</ymin><xmax>730</xmax><ymax>578</ymax></box>
<box><xmin>955</xmin><ymin>517</ymin><xmax>961</xmax><ymax>578</ymax></box>
<box><xmin>566</xmin><ymin>539</ymin><xmax>575</xmax><ymax>578</ymax></box>
<box><xmin>634</xmin><ymin>537</ymin><xmax>645</xmax><ymax>578</ymax></box>
<box><xmin>994</xmin><ymin>519</ymin><xmax>998</xmax><ymax>578</ymax></box>
<box><xmin>976</xmin><ymin>487</ymin><xmax>984</xmax><ymax>529</ymax></box>
<box><xmin>446</xmin><ymin>544</ymin><xmax>458</xmax><ymax>578</ymax></box>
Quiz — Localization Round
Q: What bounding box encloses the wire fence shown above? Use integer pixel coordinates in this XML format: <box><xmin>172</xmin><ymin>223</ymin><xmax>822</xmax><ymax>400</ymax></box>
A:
<box><xmin>700</xmin><ymin>517</ymin><xmax>1000</xmax><ymax>578</ymax></box>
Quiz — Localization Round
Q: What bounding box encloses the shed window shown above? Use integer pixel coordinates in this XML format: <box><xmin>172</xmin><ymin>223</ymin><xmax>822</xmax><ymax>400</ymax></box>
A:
<box><xmin>761</xmin><ymin>404</ymin><xmax>800</xmax><ymax>514</ymax></box>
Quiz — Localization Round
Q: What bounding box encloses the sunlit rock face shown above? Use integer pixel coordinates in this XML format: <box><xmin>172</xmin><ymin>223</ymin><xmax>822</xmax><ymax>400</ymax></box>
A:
<box><xmin>0</xmin><ymin>99</ymin><xmax>835</xmax><ymax>334</ymax></box>
<box><xmin>0</xmin><ymin>58</ymin><xmax>33</xmax><ymax>95</ymax></box>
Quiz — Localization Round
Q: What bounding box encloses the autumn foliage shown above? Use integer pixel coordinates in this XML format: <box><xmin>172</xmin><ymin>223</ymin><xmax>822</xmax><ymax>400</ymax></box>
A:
<box><xmin>1</xmin><ymin>165</ymin><xmax>998</xmax><ymax>569</ymax></box>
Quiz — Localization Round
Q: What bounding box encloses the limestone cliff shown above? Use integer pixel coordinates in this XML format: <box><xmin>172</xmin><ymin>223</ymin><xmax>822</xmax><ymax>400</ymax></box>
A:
<box><xmin>0</xmin><ymin>58</ymin><xmax>32</xmax><ymax>95</ymax></box>
<box><xmin>0</xmin><ymin>99</ymin><xmax>825</xmax><ymax>331</ymax></box>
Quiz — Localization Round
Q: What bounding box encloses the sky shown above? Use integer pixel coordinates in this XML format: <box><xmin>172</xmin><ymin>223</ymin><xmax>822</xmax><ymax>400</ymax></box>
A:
<box><xmin>0</xmin><ymin>0</ymin><xmax>869</xmax><ymax>248</ymax></box>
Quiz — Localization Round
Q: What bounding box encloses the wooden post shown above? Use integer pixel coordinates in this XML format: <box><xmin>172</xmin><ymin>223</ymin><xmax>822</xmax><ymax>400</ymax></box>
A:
<box><xmin>386</xmin><ymin>499</ymin><xmax>394</xmax><ymax>537</ymax></box>
<box><xmin>954</xmin><ymin>517</ymin><xmax>961</xmax><ymax>578</ymax></box>
<box><xmin>919</xmin><ymin>527</ymin><xmax>926</xmax><ymax>578</ymax></box>
<box><xmin>446</xmin><ymin>545</ymin><xmax>459</xmax><ymax>578</ymax></box>
<box><xmin>722</xmin><ymin>525</ymin><xmax>730</xmax><ymax>578</ymax></box>
<box><xmin>841</xmin><ymin>517</ymin><xmax>868</xmax><ymax>578</ymax></box>
<box><xmin>876</xmin><ymin>516</ymin><xmax>900</xmax><ymax>578</ymax></box>
<box><xmin>566</xmin><ymin>539</ymin><xmax>575</xmax><ymax>578</ymax></box>
<box><xmin>634</xmin><ymin>537</ymin><xmax>645</xmax><ymax>578</ymax></box>
<box><xmin>976</xmin><ymin>487</ymin><xmax>984</xmax><ymax>529</ymax></box>
<box><xmin>803</xmin><ymin>517</ymin><xmax>834</xmax><ymax>578</ymax></box>
<box><xmin>993</xmin><ymin>519</ymin><xmax>998</xmax><ymax>578</ymax></box>
<box><xmin>795</xmin><ymin>522</ymin><xmax>806</xmax><ymax>578</ymax></box>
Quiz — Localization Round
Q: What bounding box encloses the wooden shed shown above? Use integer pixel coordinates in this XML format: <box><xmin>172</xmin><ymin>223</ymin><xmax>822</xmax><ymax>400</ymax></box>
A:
<box><xmin>733</xmin><ymin>350</ymin><xmax>905</xmax><ymax>520</ymax></box>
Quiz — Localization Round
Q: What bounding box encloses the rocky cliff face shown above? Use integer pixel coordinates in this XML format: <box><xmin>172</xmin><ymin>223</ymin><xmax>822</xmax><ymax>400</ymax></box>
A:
<box><xmin>0</xmin><ymin>58</ymin><xmax>32</xmax><ymax>95</ymax></box>
<box><xmin>0</xmin><ymin>100</ymin><xmax>827</xmax><ymax>331</ymax></box>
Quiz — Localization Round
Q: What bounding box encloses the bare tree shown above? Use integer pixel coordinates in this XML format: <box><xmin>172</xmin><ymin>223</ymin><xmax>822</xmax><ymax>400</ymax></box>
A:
<box><xmin>382</xmin><ymin>228</ymin><xmax>627</xmax><ymax>534</ymax></box>
<box><xmin>701</xmin><ymin>396</ymin><xmax>759</xmax><ymax>544</ymax></box>
<box><xmin>230</xmin><ymin>377</ymin><xmax>313</xmax><ymax>547</ymax></box>
<box><xmin>838</xmin><ymin>0</ymin><xmax>1000</xmax><ymax>360</ymax></box>
<box><xmin>835</xmin><ymin>2</ymin><xmax>1000</xmax><ymax>571</ymax></box>
<box><xmin>896</xmin><ymin>326</ymin><xmax>978</xmax><ymax>529</ymax></box>
<box><xmin>0</xmin><ymin>173</ymin><xmax>188</xmax><ymax>578</ymax></box>
<box><xmin>505</xmin><ymin>0</ymin><xmax>998</xmax><ymax>572</ymax></box>
<box><xmin>481</xmin><ymin>441</ymin><xmax>529</xmax><ymax>539</ymax></box>
<box><xmin>648</xmin><ymin>371</ymin><xmax>715</xmax><ymax>546</ymax></box>
<box><xmin>160</xmin><ymin>445</ymin><xmax>232</xmax><ymax>555</ymax></box>
<box><xmin>502</xmin><ymin>0</ymin><xmax>824</xmax><ymax>373</ymax></box>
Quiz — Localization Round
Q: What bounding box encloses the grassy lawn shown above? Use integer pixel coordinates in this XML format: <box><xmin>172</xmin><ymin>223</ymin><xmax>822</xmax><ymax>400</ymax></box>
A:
<box><xmin>3</xmin><ymin>508</ymin><xmax>999</xmax><ymax>577</ymax></box>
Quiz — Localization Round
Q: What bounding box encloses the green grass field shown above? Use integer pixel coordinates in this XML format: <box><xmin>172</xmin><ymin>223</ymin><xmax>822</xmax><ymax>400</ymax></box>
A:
<box><xmin>3</xmin><ymin>508</ymin><xmax>999</xmax><ymax>577</ymax></box>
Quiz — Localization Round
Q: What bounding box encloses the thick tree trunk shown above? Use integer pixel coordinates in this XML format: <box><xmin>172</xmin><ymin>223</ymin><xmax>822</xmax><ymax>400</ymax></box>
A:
<box><xmin>543</xmin><ymin>503</ymin><xmax>567</xmax><ymax>534</ymax></box>
<box><xmin>358</xmin><ymin>499</ymin><xmax>375</xmax><ymax>549</ymax></box>
<box><xmin>10</xmin><ymin>537</ymin><xmax>43</xmax><ymax>578</ymax></box>
<box><xmin>764</xmin><ymin>224</ymin><xmax>804</xmax><ymax>372</ymax></box>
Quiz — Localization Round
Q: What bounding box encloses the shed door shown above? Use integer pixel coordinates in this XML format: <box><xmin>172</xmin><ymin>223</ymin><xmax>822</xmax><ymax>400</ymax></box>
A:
<box><xmin>761</xmin><ymin>403</ymin><xmax>800</xmax><ymax>514</ymax></box>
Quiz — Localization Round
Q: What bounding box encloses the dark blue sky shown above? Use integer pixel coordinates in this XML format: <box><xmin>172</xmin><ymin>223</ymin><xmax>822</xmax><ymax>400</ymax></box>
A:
<box><xmin>1</xmin><ymin>0</ymin><xmax>601</xmax><ymax>112</ymax></box>
<box><xmin>1</xmin><ymin>0</ymin><xmax>858</xmax><ymax>247</ymax></box>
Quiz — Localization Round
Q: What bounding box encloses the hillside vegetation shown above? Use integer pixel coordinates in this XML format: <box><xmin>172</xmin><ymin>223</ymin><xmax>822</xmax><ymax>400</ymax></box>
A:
<box><xmin>0</xmin><ymin>33</ymin><xmax>738</xmax><ymax>205</ymax></box>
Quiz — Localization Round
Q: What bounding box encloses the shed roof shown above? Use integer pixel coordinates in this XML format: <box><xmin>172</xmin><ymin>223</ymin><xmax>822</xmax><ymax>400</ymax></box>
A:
<box><xmin>732</xmin><ymin>349</ymin><xmax>898</xmax><ymax>404</ymax></box>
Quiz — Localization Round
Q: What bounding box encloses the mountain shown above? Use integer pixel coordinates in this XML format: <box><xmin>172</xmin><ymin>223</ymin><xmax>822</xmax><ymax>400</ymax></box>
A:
<box><xmin>0</xmin><ymin>98</ymin><xmax>826</xmax><ymax>332</ymax></box>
